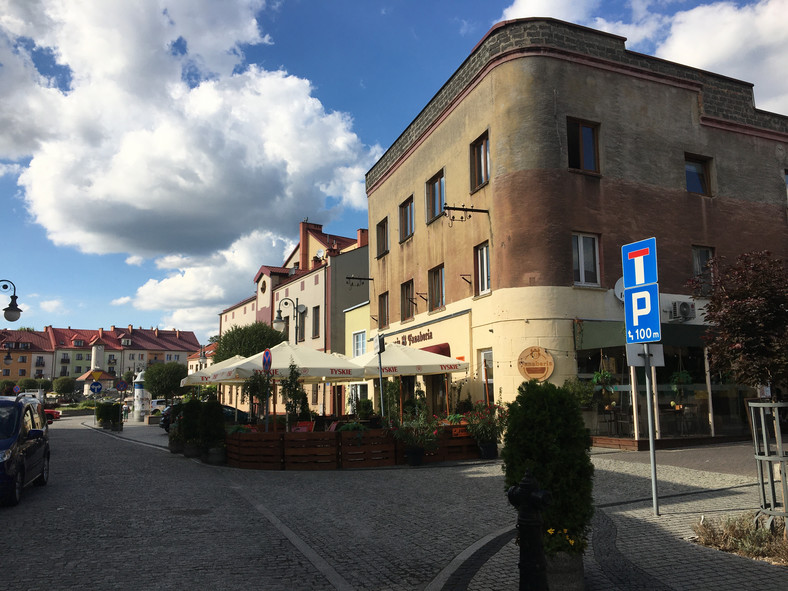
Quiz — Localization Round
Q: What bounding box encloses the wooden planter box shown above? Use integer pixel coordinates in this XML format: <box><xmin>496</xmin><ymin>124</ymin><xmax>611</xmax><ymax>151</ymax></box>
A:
<box><xmin>226</xmin><ymin>432</ymin><xmax>283</xmax><ymax>470</ymax></box>
<box><xmin>340</xmin><ymin>429</ymin><xmax>396</xmax><ymax>469</ymax></box>
<box><xmin>283</xmin><ymin>431</ymin><xmax>339</xmax><ymax>470</ymax></box>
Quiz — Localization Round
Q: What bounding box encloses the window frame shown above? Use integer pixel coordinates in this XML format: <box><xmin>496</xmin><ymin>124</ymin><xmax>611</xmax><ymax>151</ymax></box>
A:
<box><xmin>352</xmin><ymin>331</ymin><xmax>366</xmax><ymax>357</ymax></box>
<box><xmin>376</xmin><ymin>217</ymin><xmax>389</xmax><ymax>258</ymax></box>
<box><xmin>685</xmin><ymin>155</ymin><xmax>711</xmax><ymax>195</ymax></box>
<box><xmin>426</xmin><ymin>170</ymin><xmax>445</xmax><ymax>223</ymax></box>
<box><xmin>572</xmin><ymin>233</ymin><xmax>600</xmax><ymax>287</ymax></box>
<box><xmin>400</xmin><ymin>279</ymin><xmax>415</xmax><ymax>321</ymax></box>
<box><xmin>399</xmin><ymin>195</ymin><xmax>414</xmax><ymax>242</ymax></box>
<box><xmin>692</xmin><ymin>245</ymin><xmax>714</xmax><ymax>296</ymax></box>
<box><xmin>297</xmin><ymin>308</ymin><xmax>307</xmax><ymax>342</ymax></box>
<box><xmin>312</xmin><ymin>305</ymin><xmax>320</xmax><ymax>339</ymax></box>
<box><xmin>428</xmin><ymin>264</ymin><xmax>445</xmax><ymax>312</ymax></box>
<box><xmin>470</xmin><ymin>131</ymin><xmax>490</xmax><ymax>191</ymax></box>
<box><xmin>378</xmin><ymin>291</ymin><xmax>389</xmax><ymax>329</ymax></box>
<box><xmin>567</xmin><ymin>118</ymin><xmax>599</xmax><ymax>173</ymax></box>
<box><xmin>475</xmin><ymin>241</ymin><xmax>491</xmax><ymax>296</ymax></box>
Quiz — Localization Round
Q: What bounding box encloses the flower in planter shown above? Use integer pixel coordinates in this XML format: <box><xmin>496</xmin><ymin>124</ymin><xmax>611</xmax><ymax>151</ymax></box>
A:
<box><xmin>391</xmin><ymin>413</ymin><xmax>440</xmax><ymax>451</ymax></box>
<box><xmin>464</xmin><ymin>401</ymin><xmax>508</xmax><ymax>443</ymax></box>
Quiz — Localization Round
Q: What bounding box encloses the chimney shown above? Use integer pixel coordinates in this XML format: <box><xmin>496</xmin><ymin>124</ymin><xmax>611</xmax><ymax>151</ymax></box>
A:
<box><xmin>299</xmin><ymin>221</ymin><xmax>309</xmax><ymax>272</ymax></box>
<box><xmin>176</xmin><ymin>329</ymin><xmax>180</xmax><ymax>339</ymax></box>
<box><xmin>110</xmin><ymin>325</ymin><xmax>115</xmax><ymax>331</ymax></box>
<box><xmin>128</xmin><ymin>325</ymin><xmax>133</xmax><ymax>333</ymax></box>
<box><xmin>154</xmin><ymin>328</ymin><xmax>159</xmax><ymax>337</ymax></box>
<box><xmin>357</xmin><ymin>228</ymin><xmax>368</xmax><ymax>248</ymax></box>
<box><xmin>98</xmin><ymin>328</ymin><xmax>103</xmax><ymax>338</ymax></box>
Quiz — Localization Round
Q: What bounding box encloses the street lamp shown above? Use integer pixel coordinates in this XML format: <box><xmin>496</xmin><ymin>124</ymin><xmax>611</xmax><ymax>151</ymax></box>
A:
<box><xmin>1</xmin><ymin>280</ymin><xmax>21</xmax><ymax>322</ymax></box>
<box><xmin>272</xmin><ymin>297</ymin><xmax>305</xmax><ymax>341</ymax></box>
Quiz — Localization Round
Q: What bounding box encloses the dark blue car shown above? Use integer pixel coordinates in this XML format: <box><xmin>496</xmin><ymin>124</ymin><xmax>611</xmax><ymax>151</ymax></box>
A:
<box><xmin>0</xmin><ymin>395</ymin><xmax>50</xmax><ymax>506</ymax></box>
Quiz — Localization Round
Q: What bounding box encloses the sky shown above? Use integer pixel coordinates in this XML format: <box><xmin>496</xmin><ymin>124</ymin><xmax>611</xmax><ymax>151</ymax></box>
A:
<box><xmin>1</xmin><ymin>0</ymin><xmax>787</xmax><ymax>344</ymax></box>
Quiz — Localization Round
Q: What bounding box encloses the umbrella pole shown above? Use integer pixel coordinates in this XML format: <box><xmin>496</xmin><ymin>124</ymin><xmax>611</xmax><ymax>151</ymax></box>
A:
<box><xmin>273</xmin><ymin>382</ymin><xmax>278</xmax><ymax>434</ymax></box>
<box><xmin>399</xmin><ymin>380</ymin><xmax>403</xmax><ymax>423</ymax></box>
<box><xmin>445</xmin><ymin>374</ymin><xmax>450</xmax><ymax>416</ymax></box>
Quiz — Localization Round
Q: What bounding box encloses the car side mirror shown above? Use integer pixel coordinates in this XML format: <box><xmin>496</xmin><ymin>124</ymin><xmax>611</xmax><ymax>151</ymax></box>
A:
<box><xmin>27</xmin><ymin>428</ymin><xmax>45</xmax><ymax>440</ymax></box>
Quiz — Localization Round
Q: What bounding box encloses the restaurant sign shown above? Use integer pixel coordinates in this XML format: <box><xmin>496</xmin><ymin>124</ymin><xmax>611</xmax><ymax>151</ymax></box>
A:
<box><xmin>517</xmin><ymin>346</ymin><xmax>555</xmax><ymax>382</ymax></box>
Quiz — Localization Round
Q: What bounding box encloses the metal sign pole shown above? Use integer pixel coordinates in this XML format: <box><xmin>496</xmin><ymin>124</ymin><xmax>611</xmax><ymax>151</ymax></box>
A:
<box><xmin>643</xmin><ymin>342</ymin><xmax>659</xmax><ymax>516</ymax></box>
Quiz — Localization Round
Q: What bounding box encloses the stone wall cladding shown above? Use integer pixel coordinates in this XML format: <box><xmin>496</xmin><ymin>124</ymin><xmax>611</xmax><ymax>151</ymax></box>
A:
<box><xmin>366</xmin><ymin>18</ymin><xmax>788</xmax><ymax>192</ymax></box>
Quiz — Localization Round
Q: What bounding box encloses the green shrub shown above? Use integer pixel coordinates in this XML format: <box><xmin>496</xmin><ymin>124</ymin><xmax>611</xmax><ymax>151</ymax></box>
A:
<box><xmin>357</xmin><ymin>398</ymin><xmax>373</xmax><ymax>420</ymax></box>
<box><xmin>96</xmin><ymin>401</ymin><xmax>121</xmax><ymax>423</ymax></box>
<box><xmin>181</xmin><ymin>398</ymin><xmax>202</xmax><ymax>444</ymax></box>
<box><xmin>199</xmin><ymin>397</ymin><xmax>226</xmax><ymax>447</ymax></box>
<box><xmin>501</xmin><ymin>380</ymin><xmax>594</xmax><ymax>555</ymax></box>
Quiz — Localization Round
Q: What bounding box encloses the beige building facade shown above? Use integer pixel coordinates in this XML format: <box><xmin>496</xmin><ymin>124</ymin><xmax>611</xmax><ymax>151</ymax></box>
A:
<box><xmin>365</xmin><ymin>18</ymin><xmax>788</xmax><ymax>439</ymax></box>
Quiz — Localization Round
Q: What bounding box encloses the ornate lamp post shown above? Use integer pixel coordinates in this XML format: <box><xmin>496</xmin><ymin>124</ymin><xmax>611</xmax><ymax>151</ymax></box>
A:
<box><xmin>1</xmin><ymin>280</ymin><xmax>22</xmax><ymax>322</ymax></box>
<box><xmin>272</xmin><ymin>297</ymin><xmax>305</xmax><ymax>341</ymax></box>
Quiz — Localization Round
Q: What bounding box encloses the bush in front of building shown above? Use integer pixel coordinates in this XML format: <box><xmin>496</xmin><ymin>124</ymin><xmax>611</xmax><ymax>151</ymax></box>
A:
<box><xmin>501</xmin><ymin>379</ymin><xmax>594</xmax><ymax>555</ymax></box>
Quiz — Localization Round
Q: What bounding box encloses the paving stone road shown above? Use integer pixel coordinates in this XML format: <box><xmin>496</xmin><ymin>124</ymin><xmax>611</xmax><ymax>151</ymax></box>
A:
<box><xmin>4</xmin><ymin>416</ymin><xmax>788</xmax><ymax>590</ymax></box>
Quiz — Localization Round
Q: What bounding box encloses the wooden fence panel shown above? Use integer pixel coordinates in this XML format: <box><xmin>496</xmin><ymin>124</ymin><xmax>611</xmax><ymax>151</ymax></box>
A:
<box><xmin>226</xmin><ymin>432</ymin><xmax>283</xmax><ymax>470</ymax></box>
<box><xmin>283</xmin><ymin>432</ymin><xmax>340</xmax><ymax>470</ymax></box>
<box><xmin>340</xmin><ymin>429</ymin><xmax>397</xmax><ymax>469</ymax></box>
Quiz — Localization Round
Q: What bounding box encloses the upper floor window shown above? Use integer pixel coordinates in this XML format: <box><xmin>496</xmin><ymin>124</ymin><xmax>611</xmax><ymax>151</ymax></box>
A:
<box><xmin>401</xmin><ymin>279</ymin><xmax>415</xmax><ymax>321</ymax></box>
<box><xmin>376</xmin><ymin>217</ymin><xmax>389</xmax><ymax>257</ymax></box>
<box><xmin>426</xmin><ymin>170</ymin><xmax>445</xmax><ymax>222</ymax></box>
<box><xmin>312</xmin><ymin>306</ymin><xmax>320</xmax><ymax>338</ymax></box>
<box><xmin>692</xmin><ymin>246</ymin><xmax>714</xmax><ymax>295</ymax></box>
<box><xmin>572</xmin><ymin>233</ymin><xmax>599</xmax><ymax>286</ymax></box>
<box><xmin>399</xmin><ymin>196</ymin><xmax>414</xmax><ymax>242</ymax></box>
<box><xmin>428</xmin><ymin>264</ymin><xmax>445</xmax><ymax>312</ymax></box>
<box><xmin>297</xmin><ymin>308</ymin><xmax>307</xmax><ymax>342</ymax></box>
<box><xmin>470</xmin><ymin>131</ymin><xmax>490</xmax><ymax>191</ymax></box>
<box><xmin>352</xmin><ymin>331</ymin><xmax>366</xmax><ymax>357</ymax></box>
<box><xmin>567</xmin><ymin>119</ymin><xmax>599</xmax><ymax>172</ymax></box>
<box><xmin>475</xmin><ymin>242</ymin><xmax>491</xmax><ymax>296</ymax></box>
<box><xmin>378</xmin><ymin>292</ymin><xmax>389</xmax><ymax>329</ymax></box>
<box><xmin>685</xmin><ymin>155</ymin><xmax>710</xmax><ymax>195</ymax></box>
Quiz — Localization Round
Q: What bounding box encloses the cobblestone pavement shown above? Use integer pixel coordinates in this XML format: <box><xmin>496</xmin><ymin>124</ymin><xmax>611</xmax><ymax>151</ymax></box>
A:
<box><xmin>3</xmin><ymin>417</ymin><xmax>787</xmax><ymax>590</ymax></box>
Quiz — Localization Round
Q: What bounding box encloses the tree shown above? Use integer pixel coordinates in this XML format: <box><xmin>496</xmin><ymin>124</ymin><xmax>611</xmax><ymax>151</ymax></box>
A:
<box><xmin>691</xmin><ymin>251</ymin><xmax>788</xmax><ymax>392</ymax></box>
<box><xmin>241</xmin><ymin>371</ymin><xmax>273</xmax><ymax>424</ymax></box>
<box><xmin>17</xmin><ymin>378</ymin><xmax>38</xmax><ymax>391</ymax></box>
<box><xmin>281</xmin><ymin>363</ymin><xmax>309</xmax><ymax>424</ymax></box>
<box><xmin>144</xmin><ymin>362</ymin><xmax>188</xmax><ymax>405</ymax></box>
<box><xmin>37</xmin><ymin>378</ymin><xmax>53</xmax><ymax>393</ymax></box>
<box><xmin>212</xmin><ymin>322</ymin><xmax>285</xmax><ymax>363</ymax></box>
<box><xmin>53</xmin><ymin>377</ymin><xmax>76</xmax><ymax>397</ymax></box>
<box><xmin>122</xmin><ymin>370</ymin><xmax>135</xmax><ymax>385</ymax></box>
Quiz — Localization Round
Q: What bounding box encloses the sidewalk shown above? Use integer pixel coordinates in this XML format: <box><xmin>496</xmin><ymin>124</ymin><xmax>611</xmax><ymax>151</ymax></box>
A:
<box><xmin>88</xmin><ymin>419</ymin><xmax>788</xmax><ymax>590</ymax></box>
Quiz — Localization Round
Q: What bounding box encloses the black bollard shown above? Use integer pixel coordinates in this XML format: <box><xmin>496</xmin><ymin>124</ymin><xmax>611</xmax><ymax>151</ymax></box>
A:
<box><xmin>507</xmin><ymin>470</ymin><xmax>551</xmax><ymax>591</ymax></box>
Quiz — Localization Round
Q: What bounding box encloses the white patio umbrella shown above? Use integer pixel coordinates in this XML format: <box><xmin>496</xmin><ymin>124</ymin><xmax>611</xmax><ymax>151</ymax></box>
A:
<box><xmin>352</xmin><ymin>342</ymin><xmax>468</xmax><ymax>378</ymax></box>
<box><xmin>180</xmin><ymin>355</ymin><xmax>246</xmax><ymax>387</ymax></box>
<box><xmin>208</xmin><ymin>341</ymin><xmax>366</xmax><ymax>383</ymax></box>
<box><xmin>352</xmin><ymin>343</ymin><xmax>469</xmax><ymax>417</ymax></box>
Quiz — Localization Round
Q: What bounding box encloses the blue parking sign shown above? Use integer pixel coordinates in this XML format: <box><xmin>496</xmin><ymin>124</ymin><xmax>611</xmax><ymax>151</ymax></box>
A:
<box><xmin>625</xmin><ymin>283</ymin><xmax>661</xmax><ymax>343</ymax></box>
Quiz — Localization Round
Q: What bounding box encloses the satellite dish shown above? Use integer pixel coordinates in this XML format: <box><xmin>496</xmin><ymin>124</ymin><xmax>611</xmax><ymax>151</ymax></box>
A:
<box><xmin>316</xmin><ymin>249</ymin><xmax>325</xmax><ymax>259</ymax></box>
<box><xmin>614</xmin><ymin>277</ymin><xmax>625</xmax><ymax>302</ymax></box>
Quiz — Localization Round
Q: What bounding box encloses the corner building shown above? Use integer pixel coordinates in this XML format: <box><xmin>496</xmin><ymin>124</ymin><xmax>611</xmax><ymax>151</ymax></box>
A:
<box><xmin>365</xmin><ymin>18</ymin><xmax>788</xmax><ymax>443</ymax></box>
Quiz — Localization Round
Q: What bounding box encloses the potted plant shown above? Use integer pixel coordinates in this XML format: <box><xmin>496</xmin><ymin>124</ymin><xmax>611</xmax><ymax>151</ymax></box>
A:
<box><xmin>391</xmin><ymin>406</ymin><xmax>439</xmax><ymax>466</ymax></box>
<box><xmin>593</xmin><ymin>370</ymin><xmax>616</xmax><ymax>409</ymax></box>
<box><xmin>199</xmin><ymin>395</ymin><xmax>227</xmax><ymax>465</ymax></box>
<box><xmin>670</xmin><ymin>369</ymin><xmax>692</xmax><ymax>409</ymax></box>
<box><xmin>180</xmin><ymin>398</ymin><xmax>203</xmax><ymax>457</ymax></box>
<box><xmin>168</xmin><ymin>403</ymin><xmax>184</xmax><ymax>453</ymax></box>
<box><xmin>502</xmin><ymin>380</ymin><xmax>594</xmax><ymax>590</ymax></box>
<box><xmin>464</xmin><ymin>401</ymin><xmax>508</xmax><ymax>459</ymax></box>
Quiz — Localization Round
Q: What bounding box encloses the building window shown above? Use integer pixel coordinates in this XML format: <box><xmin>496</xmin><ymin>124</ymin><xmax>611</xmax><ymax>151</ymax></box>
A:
<box><xmin>399</xmin><ymin>196</ymin><xmax>414</xmax><ymax>242</ymax></box>
<box><xmin>376</xmin><ymin>217</ymin><xmax>389</xmax><ymax>257</ymax></box>
<box><xmin>470</xmin><ymin>131</ymin><xmax>490</xmax><ymax>191</ymax></box>
<box><xmin>311</xmin><ymin>384</ymin><xmax>318</xmax><ymax>405</ymax></box>
<box><xmin>76</xmin><ymin>353</ymin><xmax>83</xmax><ymax>360</ymax></box>
<box><xmin>312</xmin><ymin>306</ymin><xmax>320</xmax><ymax>338</ymax></box>
<box><xmin>401</xmin><ymin>280</ymin><xmax>415</xmax><ymax>321</ymax></box>
<box><xmin>475</xmin><ymin>242</ymin><xmax>491</xmax><ymax>295</ymax></box>
<box><xmin>567</xmin><ymin>119</ymin><xmax>599</xmax><ymax>172</ymax></box>
<box><xmin>426</xmin><ymin>170</ymin><xmax>445</xmax><ymax>222</ymax></box>
<box><xmin>166</xmin><ymin>354</ymin><xmax>172</xmax><ymax>361</ymax></box>
<box><xmin>572</xmin><ymin>233</ymin><xmax>599</xmax><ymax>286</ymax></box>
<box><xmin>18</xmin><ymin>369</ymin><xmax>25</xmax><ymax>377</ymax></box>
<box><xmin>129</xmin><ymin>353</ymin><xmax>135</xmax><ymax>360</ymax></box>
<box><xmin>692</xmin><ymin>246</ymin><xmax>714</xmax><ymax>295</ymax></box>
<box><xmin>480</xmin><ymin>349</ymin><xmax>494</xmax><ymax>405</ymax></box>
<box><xmin>75</xmin><ymin>366</ymin><xmax>82</xmax><ymax>374</ymax></box>
<box><xmin>352</xmin><ymin>331</ymin><xmax>366</xmax><ymax>357</ymax></box>
<box><xmin>685</xmin><ymin>156</ymin><xmax>710</xmax><ymax>194</ymax></box>
<box><xmin>297</xmin><ymin>308</ymin><xmax>307</xmax><ymax>342</ymax></box>
<box><xmin>428</xmin><ymin>265</ymin><xmax>445</xmax><ymax>311</ymax></box>
<box><xmin>140</xmin><ymin>354</ymin><xmax>144</xmax><ymax>360</ymax></box>
<box><xmin>378</xmin><ymin>292</ymin><xmax>389</xmax><ymax>328</ymax></box>
<box><xmin>174</xmin><ymin>354</ymin><xmax>180</xmax><ymax>361</ymax></box>
<box><xmin>2</xmin><ymin>369</ymin><xmax>8</xmax><ymax>377</ymax></box>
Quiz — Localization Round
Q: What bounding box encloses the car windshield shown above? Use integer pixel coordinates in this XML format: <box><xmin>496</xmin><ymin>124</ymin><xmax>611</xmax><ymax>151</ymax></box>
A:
<box><xmin>0</xmin><ymin>405</ymin><xmax>20</xmax><ymax>439</ymax></box>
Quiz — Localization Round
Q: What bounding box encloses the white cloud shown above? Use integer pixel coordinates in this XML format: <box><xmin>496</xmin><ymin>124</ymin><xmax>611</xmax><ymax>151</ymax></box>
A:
<box><xmin>0</xmin><ymin>0</ymin><xmax>376</xmax><ymax>332</ymax></box>
<box><xmin>39</xmin><ymin>299</ymin><xmax>66</xmax><ymax>314</ymax></box>
<box><xmin>500</xmin><ymin>0</ymin><xmax>601</xmax><ymax>23</ymax></box>
<box><xmin>111</xmin><ymin>296</ymin><xmax>132</xmax><ymax>306</ymax></box>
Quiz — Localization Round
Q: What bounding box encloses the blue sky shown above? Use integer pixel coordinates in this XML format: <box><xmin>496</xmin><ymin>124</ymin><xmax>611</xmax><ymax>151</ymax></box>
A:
<box><xmin>1</xmin><ymin>0</ymin><xmax>787</xmax><ymax>343</ymax></box>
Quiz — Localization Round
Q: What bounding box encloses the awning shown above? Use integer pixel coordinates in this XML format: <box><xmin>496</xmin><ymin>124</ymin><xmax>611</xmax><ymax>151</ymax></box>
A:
<box><xmin>574</xmin><ymin>320</ymin><xmax>708</xmax><ymax>350</ymax></box>
<box><xmin>420</xmin><ymin>343</ymin><xmax>450</xmax><ymax>357</ymax></box>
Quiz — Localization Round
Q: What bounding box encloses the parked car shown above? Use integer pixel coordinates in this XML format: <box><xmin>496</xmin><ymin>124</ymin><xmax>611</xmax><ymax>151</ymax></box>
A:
<box><xmin>159</xmin><ymin>405</ymin><xmax>175</xmax><ymax>432</ymax></box>
<box><xmin>150</xmin><ymin>399</ymin><xmax>168</xmax><ymax>414</ymax></box>
<box><xmin>0</xmin><ymin>394</ymin><xmax>50</xmax><ymax>506</ymax></box>
<box><xmin>221</xmin><ymin>405</ymin><xmax>249</xmax><ymax>424</ymax></box>
<box><xmin>44</xmin><ymin>408</ymin><xmax>61</xmax><ymax>423</ymax></box>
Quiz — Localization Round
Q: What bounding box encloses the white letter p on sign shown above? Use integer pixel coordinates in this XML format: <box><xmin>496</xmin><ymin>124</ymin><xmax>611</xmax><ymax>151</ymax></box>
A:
<box><xmin>632</xmin><ymin>291</ymin><xmax>651</xmax><ymax>326</ymax></box>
